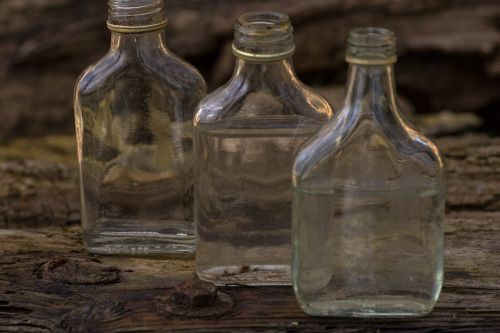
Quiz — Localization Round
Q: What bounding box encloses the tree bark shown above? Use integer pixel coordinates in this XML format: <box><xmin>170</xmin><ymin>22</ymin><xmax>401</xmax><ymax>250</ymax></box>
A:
<box><xmin>0</xmin><ymin>0</ymin><xmax>499</xmax><ymax>140</ymax></box>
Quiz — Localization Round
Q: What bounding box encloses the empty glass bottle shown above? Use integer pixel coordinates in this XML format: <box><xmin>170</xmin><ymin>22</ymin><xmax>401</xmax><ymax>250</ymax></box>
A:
<box><xmin>74</xmin><ymin>0</ymin><xmax>206</xmax><ymax>256</ymax></box>
<box><xmin>292</xmin><ymin>28</ymin><xmax>445</xmax><ymax>317</ymax></box>
<box><xmin>194</xmin><ymin>11</ymin><xmax>333</xmax><ymax>285</ymax></box>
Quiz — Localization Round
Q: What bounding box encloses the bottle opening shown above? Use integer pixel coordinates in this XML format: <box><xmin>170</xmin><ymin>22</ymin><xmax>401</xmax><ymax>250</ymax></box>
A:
<box><xmin>232</xmin><ymin>11</ymin><xmax>295</xmax><ymax>61</ymax></box>
<box><xmin>346</xmin><ymin>27</ymin><xmax>397</xmax><ymax>65</ymax></box>
<box><xmin>107</xmin><ymin>0</ymin><xmax>167</xmax><ymax>33</ymax></box>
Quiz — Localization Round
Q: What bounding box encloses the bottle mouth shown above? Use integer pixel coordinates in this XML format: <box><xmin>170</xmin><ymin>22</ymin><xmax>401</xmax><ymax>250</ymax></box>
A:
<box><xmin>107</xmin><ymin>0</ymin><xmax>168</xmax><ymax>33</ymax></box>
<box><xmin>232</xmin><ymin>11</ymin><xmax>295</xmax><ymax>61</ymax></box>
<box><xmin>346</xmin><ymin>27</ymin><xmax>397</xmax><ymax>65</ymax></box>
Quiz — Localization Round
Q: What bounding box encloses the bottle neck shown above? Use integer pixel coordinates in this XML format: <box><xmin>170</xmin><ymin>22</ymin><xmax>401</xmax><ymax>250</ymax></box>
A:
<box><xmin>233</xmin><ymin>57</ymin><xmax>296</xmax><ymax>87</ymax></box>
<box><xmin>344</xmin><ymin>63</ymin><xmax>398</xmax><ymax>115</ymax></box>
<box><xmin>110</xmin><ymin>30</ymin><xmax>167</xmax><ymax>55</ymax></box>
<box><xmin>107</xmin><ymin>0</ymin><xmax>168</xmax><ymax>56</ymax></box>
<box><xmin>107</xmin><ymin>0</ymin><xmax>167</xmax><ymax>33</ymax></box>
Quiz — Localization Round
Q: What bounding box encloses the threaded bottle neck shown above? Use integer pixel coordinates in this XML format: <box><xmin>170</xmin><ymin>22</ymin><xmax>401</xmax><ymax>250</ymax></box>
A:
<box><xmin>232</xmin><ymin>11</ymin><xmax>295</xmax><ymax>62</ymax></box>
<box><xmin>107</xmin><ymin>0</ymin><xmax>167</xmax><ymax>33</ymax></box>
<box><xmin>346</xmin><ymin>27</ymin><xmax>397</xmax><ymax>65</ymax></box>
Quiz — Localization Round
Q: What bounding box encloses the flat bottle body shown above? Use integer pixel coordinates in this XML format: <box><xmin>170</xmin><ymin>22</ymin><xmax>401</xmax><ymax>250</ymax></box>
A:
<box><xmin>194</xmin><ymin>67</ymin><xmax>332</xmax><ymax>285</ymax></box>
<box><xmin>293</xmin><ymin>184</ymin><xmax>444</xmax><ymax>317</ymax></box>
<box><xmin>75</xmin><ymin>35</ymin><xmax>206</xmax><ymax>256</ymax></box>
<box><xmin>196</xmin><ymin>116</ymin><xmax>323</xmax><ymax>285</ymax></box>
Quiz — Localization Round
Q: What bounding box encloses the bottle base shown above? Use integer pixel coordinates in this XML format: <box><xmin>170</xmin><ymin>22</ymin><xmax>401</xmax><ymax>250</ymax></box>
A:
<box><xmin>84</xmin><ymin>231</ymin><xmax>194</xmax><ymax>257</ymax></box>
<box><xmin>197</xmin><ymin>264</ymin><xmax>291</xmax><ymax>286</ymax></box>
<box><xmin>298</xmin><ymin>296</ymin><xmax>435</xmax><ymax>318</ymax></box>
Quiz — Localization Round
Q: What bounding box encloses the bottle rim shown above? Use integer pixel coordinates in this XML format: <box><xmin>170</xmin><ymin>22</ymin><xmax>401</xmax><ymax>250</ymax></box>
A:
<box><xmin>107</xmin><ymin>0</ymin><xmax>168</xmax><ymax>33</ymax></box>
<box><xmin>232</xmin><ymin>11</ymin><xmax>295</xmax><ymax>62</ymax></box>
<box><xmin>346</xmin><ymin>27</ymin><xmax>397</xmax><ymax>65</ymax></box>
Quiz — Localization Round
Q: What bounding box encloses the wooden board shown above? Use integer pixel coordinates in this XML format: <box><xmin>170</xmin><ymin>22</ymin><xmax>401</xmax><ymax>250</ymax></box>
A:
<box><xmin>1</xmin><ymin>212</ymin><xmax>500</xmax><ymax>332</ymax></box>
<box><xmin>0</xmin><ymin>134</ymin><xmax>499</xmax><ymax>332</ymax></box>
<box><xmin>1</xmin><ymin>135</ymin><xmax>499</xmax><ymax>228</ymax></box>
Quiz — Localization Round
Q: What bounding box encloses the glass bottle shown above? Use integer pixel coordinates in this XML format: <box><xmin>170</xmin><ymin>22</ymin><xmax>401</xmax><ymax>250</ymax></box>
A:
<box><xmin>292</xmin><ymin>28</ymin><xmax>445</xmax><ymax>317</ymax></box>
<box><xmin>194</xmin><ymin>11</ymin><xmax>333</xmax><ymax>286</ymax></box>
<box><xmin>74</xmin><ymin>0</ymin><xmax>206</xmax><ymax>256</ymax></box>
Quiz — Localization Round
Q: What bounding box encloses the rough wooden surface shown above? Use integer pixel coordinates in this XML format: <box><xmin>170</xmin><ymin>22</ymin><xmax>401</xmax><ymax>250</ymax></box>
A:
<box><xmin>1</xmin><ymin>134</ymin><xmax>499</xmax><ymax>228</ymax></box>
<box><xmin>0</xmin><ymin>213</ymin><xmax>499</xmax><ymax>332</ymax></box>
<box><xmin>1</xmin><ymin>0</ymin><xmax>499</xmax><ymax>139</ymax></box>
<box><xmin>0</xmin><ymin>136</ymin><xmax>79</xmax><ymax>229</ymax></box>
<box><xmin>0</xmin><ymin>134</ymin><xmax>499</xmax><ymax>332</ymax></box>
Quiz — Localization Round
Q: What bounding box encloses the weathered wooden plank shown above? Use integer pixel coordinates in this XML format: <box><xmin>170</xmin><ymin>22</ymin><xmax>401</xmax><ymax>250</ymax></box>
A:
<box><xmin>438</xmin><ymin>135</ymin><xmax>500</xmax><ymax>211</ymax></box>
<box><xmin>0</xmin><ymin>134</ymin><xmax>499</xmax><ymax>331</ymax></box>
<box><xmin>0</xmin><ymin>211</ymin><xmax>499</xmax><ymax>332</ymax></box>
<box><xmin>0</xmin><ymin>134</ymin><xmax>498</xmax><ymax>229</ymax></box>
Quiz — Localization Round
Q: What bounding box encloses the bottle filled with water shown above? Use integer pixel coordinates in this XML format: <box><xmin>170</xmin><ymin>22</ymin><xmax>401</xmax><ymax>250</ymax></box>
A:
<box><xmin>292</xmin><ymin>27</ymin><xmax>445</xmax><ymax>317</ymax></box>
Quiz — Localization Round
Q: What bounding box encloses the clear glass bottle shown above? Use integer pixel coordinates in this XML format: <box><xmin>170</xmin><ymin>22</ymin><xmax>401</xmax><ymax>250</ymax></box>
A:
<box><xmin>292</xmin><ymin>28</ymin><xmax>445</xmax><ymax>317</ymax></box>
<box><xmin>74</xmin><ymin>0</ymin><xmax>206</xmax><ymax>256</ymax></box>
<box><xmin>194</xmin><ymin>11</ymin><xmax>333</xmax><ymax>286</ymax></box>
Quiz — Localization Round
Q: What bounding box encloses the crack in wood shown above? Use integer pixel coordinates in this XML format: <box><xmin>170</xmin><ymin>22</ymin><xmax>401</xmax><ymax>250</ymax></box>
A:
<box><xmin>38</xmin><ymin>257</ymin><xmax>120</xmax><ymax>285</ymax></box>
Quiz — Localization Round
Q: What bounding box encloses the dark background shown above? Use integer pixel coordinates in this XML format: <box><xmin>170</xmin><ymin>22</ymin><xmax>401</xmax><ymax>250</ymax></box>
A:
<box><xmin>1</xmin><ymin>0</ymin><xmax>499</xmax><ymax>141</ymax></box>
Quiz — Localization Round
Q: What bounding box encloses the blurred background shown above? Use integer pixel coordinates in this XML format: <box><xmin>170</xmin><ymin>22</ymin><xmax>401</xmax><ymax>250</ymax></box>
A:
<box><xmin>0</xmin><ymin>0</ymin><xmax>498</xmax><ymax>229</ymax></box>
<box><xmin>1</xmin><ymin>0</ymin><xmax>499</xmax><ymax>142</ymax></box>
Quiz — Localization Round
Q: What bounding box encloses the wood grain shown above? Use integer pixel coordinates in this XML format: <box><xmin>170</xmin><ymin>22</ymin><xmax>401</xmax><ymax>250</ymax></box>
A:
<box><xmin>1</xmin><ymin>134</ymin><xmax>498</xmax><ymax>229</ymax></box>
<box><xmin>0</xmin><ymin>134</ymin><xmax>499</xmax><ymax>331</ymax></box>
<box><xmin>0</xmin><ymin>211</ymin><xmax>499</xmax><ymax>332</ymax></box>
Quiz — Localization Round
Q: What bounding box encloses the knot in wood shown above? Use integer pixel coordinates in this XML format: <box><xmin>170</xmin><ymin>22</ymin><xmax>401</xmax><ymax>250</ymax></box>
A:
<box><xmin>155</xmin><ymin>277</ymin><xmax>234</xmax><ymax>318</ymax></box>
<box><xmin>172</xmin><ymin>278</ymin><xmax>217</xmax><ymax>308</ymax></box>
<box><xmin>39</xmin><ymin>257</ymin><xmax>120</xmax><ymax>284</ymax></box>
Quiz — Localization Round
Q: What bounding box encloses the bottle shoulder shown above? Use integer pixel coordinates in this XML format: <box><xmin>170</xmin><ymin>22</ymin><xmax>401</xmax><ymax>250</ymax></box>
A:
<box><xmin>75</xmin><ymin>49</ymin><xmax>206</xmax><ymax>101</ymax></box>
<box><xmin>75</xmin><ymin>52</ymin><xmax>123</xmax><ymax>97</ymax></box>
<box><xmin>153</xmin><ymin>49</ymin><xmax>207</xmax><ymax>94</ymax></box>
<box><xmin>294</xmin><ymin>108</ymin><xmax>445</xmax><ymax>189</ymax></box>
<box><xmin>194</xmin><ymin>75</ymin><xmax>332</xmax><ymax>124</ymax></box>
